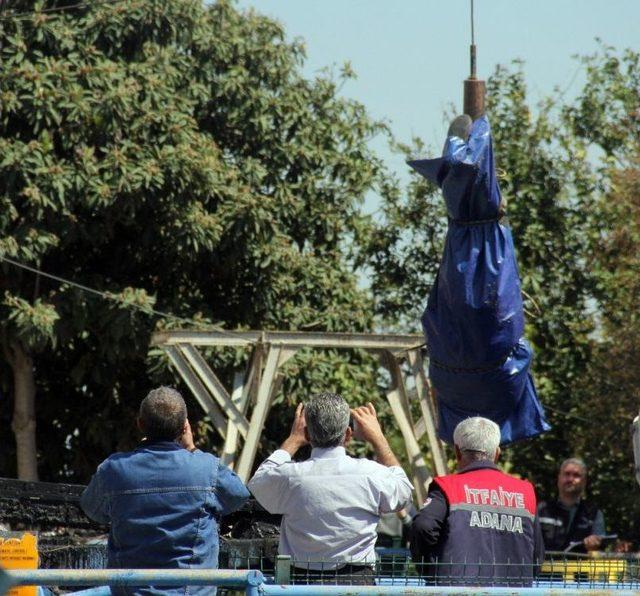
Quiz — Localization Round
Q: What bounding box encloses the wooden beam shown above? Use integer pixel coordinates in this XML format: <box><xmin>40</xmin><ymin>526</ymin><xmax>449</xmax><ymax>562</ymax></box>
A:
<box><xmin>235</xmin><ymin>345</ymin><xmax>282</xmax><ymax>482</ymax></box>
<box><xmin>220</xmin><ymin>346</ymin><xmax>264</xmax><ymax>468</ymax></box>
<box><xmin>152</xmin><ymin>330</ymin><xmax>423</xmax><ymax>351</ymax></box>
<box><xmin>164</xmin><ymin>346</ymin><xmax>227</xmax><ymax>439</ymax></box>
<box><xmin>220</xmin><ymin>372</ymin><xmax>245</xmax><ymax>469</ymax></box>
<box><xmin>177</xmin><ymin>344</ymin><xmax>250</xmax><ymax>438</ymax></box>
<box><xmin>407</xmin><ymin>349</ymin><xmax>448</xmax><ymax>476</ymax></box>
<box><xmin>414</xmin><ymin>416</ymin><xmax>427</xmax><ymax>440</ymax></box>
<box><xmin>380</xmin><ymin>352</ymin><xmax>432</xmax><ymax>504</ymax></box>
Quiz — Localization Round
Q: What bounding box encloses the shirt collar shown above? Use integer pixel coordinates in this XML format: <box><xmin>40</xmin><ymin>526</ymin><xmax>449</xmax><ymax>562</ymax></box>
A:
<box><xmin>458</xmin><ymin>459</ymin><xmax>499</xmax><ymax>474</ymax></box>
<box><xmin>138</xmin><ymin>439</ymin><xmax>183</xmax><ymax>451</ymax></box>
<box><xmin>310</xmin><ymin>445</ymin><xmax>346</xmax><ymax>459</ymax></box>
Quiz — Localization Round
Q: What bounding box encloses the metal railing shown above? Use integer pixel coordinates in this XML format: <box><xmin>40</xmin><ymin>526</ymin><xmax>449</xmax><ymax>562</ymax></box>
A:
<box><xmin>0</xmin><ymin>568</ymin><xmax>263</xmax><ymax>595</ymax></box>
<box><xmin>3</xmin><ymin>552</ymin><xmax>640</xmax><ymax>595</ymax></box>
<box><xmin>3</xmin><ymin>570</ymin><xmax>640</xmax><ymax>596</ymax></box>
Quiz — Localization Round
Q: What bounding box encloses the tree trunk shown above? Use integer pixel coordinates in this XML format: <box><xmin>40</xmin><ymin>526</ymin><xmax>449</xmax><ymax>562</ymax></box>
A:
<box><xmin>10</xmin><ymin>342</ymin><xmax>39</xmax><ymax>481</ymax></box>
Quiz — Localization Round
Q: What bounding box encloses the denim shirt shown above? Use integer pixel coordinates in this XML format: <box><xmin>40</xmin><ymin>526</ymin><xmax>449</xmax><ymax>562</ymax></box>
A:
<box><xmin>81</xmin><ymin>440</ymin><xmax>250</xmax><ymax>595</ymax></box>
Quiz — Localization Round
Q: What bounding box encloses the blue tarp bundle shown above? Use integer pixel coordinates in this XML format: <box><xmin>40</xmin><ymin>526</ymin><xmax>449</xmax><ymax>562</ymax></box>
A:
<box><xmin>407</xmin><ymin>116</ymin><xmax>550</xmax><ymax>445</ymax></box>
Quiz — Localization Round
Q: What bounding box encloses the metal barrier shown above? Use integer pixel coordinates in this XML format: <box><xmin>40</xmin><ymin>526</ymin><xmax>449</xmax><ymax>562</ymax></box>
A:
<box><xmin>0</xmin><ymin>568</ymin><xmax>263</xmax><ymax>595</ymax></box>
<box><xmin>3</xmin><ymin>569</ymin><xmax>640</xmax><ymax>596</ymax></box>
<box><xmin>224</xmin><ymin>549</ymin><xmax>640</xmax><ymax>591</ymax></box>
<box><xmin>261</xmin><ymin>589</ymin><xmax>640</xmax><ymax>595</ymax></box>
<box><xmin>3</xmin><ymin>554</ymin><xmax>640</xmax><ymax>594</ymax></box>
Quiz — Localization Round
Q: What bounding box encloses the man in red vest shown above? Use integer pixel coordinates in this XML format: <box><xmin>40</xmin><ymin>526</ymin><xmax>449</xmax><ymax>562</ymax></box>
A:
<box><xmin>411</xmin><ymin>416</ymin><xmax>545</xmax><ymax>586</ymax></box>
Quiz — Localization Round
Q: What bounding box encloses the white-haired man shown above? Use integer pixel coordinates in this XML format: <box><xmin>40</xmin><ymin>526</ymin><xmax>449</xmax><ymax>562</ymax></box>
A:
<box><xmin>248</xmin><ymin>393</ymin><xmax>413</xmax><ymax>584</ymax></box>
<box><xmin>411</xmin><ymin>416</ymin><xmax>544</xmax><ymax>586</ymax></box>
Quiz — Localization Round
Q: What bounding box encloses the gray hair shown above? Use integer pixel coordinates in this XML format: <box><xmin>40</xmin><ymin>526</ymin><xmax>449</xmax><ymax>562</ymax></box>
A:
<box><xmin>304</xmin><ymin>392</ymin><xmax>350</xmax><ymax>448</ymax></box>
<box><xmin>560</xmin><ymin>458</ymin><xmax>587</xmax><ymax>474</ymax></box>
<box><xmin>139</xmin><ymin>386</ymin><xmax>187</xmax><ymax>441</ymax></box>
<box><xmin>453</xmin><ymin>416</ymin><xmax>500</xmax><ymax>460</ymax></box>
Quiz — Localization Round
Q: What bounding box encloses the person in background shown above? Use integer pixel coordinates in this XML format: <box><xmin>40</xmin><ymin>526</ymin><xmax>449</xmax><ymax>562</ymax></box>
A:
<box><xmin>81</xmin><ymin>387</ymin><xmax>250</xmax><ymax>595</ymax></box>
<box><xmin>248</xmin><ymin>393</ymin><xmax>413</xmax><ymax>585</ymax></box>
<box><xmin>411</xmin><ymin>416</ymin><xmax>544</xmax><ymax>586</ymax></box>
<box><xmin>537</xmin><ymin>458</ymin><xmax>606</xmax><ymax>552</ymax></box>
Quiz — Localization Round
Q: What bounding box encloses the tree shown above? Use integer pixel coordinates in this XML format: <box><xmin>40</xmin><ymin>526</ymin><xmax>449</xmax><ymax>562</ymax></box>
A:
<box><xmin>561</xmin><ymin>45</ymin><xmax>640</xmax><ymax>540</ymax></box>
<box><xmin>569</xmin><ymin>160</ymin><xmax>640</xmax><ymax>540</ymax></box>
<box><xmin>0</xmin><ymin>0</ymin><xmax>390</xmax><ymax>480</ymax></box>
<box><xmin>483</xmin><ymin>65</ymin><xmax>597</xmax><ymax>487</ymax></box>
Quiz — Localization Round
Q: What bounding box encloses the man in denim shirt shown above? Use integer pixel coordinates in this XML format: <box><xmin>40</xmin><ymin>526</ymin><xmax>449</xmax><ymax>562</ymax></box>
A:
<box><xmin>81</xmin><ymin>387</ymin><xmax>250</xmax><ymax>595</ymax></box>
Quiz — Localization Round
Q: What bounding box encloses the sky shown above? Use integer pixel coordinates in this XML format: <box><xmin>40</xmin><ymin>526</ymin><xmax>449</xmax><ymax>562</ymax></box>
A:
<box><xmin>235</xmin><ymin>0</ymin><xmax>639</xmax><ymax>193</ymax></box>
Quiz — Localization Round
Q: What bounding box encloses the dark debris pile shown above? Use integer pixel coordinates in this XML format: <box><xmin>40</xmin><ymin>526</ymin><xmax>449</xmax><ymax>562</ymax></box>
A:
<box><xmin>0</xmin><ymin>477</ymin><xmax>281</xmax><ymax>570</ymax></box>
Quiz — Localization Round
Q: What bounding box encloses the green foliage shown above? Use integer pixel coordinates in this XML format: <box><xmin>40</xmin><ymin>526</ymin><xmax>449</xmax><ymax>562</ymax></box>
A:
<box><xmin>563</xmin><ymin>44</ymin><xmax>640</xmax><ymax>162</ymax></box>
<box><xmin>484</xmin><ymin>65</ymin><xmax>597</xmax><ymax>486</ymax></box>
<box><xmin>364</xmin><ymin>142</ymin><xmax>446</xmax><ymax>329</ymax></box>
<box><xmin>0</xmin><ymin>0</ymin><xmax>390</xmax><ymax>479</ymax></box>
<box><xmin>556</xmin><ymin>46</ymin><xmax>640</xmax><ymax>542</ymax></box>
<box><xmin>3</xmin><ymin>292</ymin><xmax>59</xmax><ymax>350</ymax></box>
<box><xmin>568</xmin><ymin>164</ymin><xmax>640</xmax><ymax>540</ymax></box>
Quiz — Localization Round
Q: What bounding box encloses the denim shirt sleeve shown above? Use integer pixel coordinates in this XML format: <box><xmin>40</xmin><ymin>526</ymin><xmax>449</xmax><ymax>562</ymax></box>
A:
<box><xmin>215</xmin><ymin>462</ymin><xmax>251</xmax><ymax>516</ymax></box>
<box><xmin>80</xmin><ymin>464</ymin><xmax>110</xmax><ymax>524</ymax></box>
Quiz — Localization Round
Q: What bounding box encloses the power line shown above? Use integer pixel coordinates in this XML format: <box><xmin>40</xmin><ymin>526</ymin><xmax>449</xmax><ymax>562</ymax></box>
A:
<box><xmin>0</xmin><ymin>0</ymin><xmax>124</xmax><ymax>22</ymax></box>
<box><xmin>0</xmin><ymin>254</ymin><xmax>224</xmax><ymax>331</ymax></box>
<box><xmin>543</xmin><ymin>404</ymin><xmax>592</xmax><ymax>424</ymax></box>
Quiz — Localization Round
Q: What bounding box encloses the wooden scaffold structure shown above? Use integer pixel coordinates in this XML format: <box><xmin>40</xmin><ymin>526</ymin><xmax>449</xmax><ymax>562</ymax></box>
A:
<box><xmin>151</xmin><ymin>330</ymin><xmax>448</xmax><ymax>503</ymax></box>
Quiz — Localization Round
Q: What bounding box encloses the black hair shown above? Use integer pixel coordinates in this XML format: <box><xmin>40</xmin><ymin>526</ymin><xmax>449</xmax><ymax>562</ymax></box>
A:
<box><xmin>139</xmin><ymin>386</ymin><xmax>187</xmax><ymax>441</ymax></box>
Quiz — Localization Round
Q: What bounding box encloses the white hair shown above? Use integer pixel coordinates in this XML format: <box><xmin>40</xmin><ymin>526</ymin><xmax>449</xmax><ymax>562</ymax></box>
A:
<box><xmin>453</xmin><ymin>417</ymin><xmax>500</xmax><ymax>459</ymax></box>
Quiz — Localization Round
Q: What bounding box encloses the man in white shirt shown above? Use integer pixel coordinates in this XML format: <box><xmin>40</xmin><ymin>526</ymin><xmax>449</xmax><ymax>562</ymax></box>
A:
<box><xmin>248</xmin><ymin>393</ymin><xmax>413</xmax><ymax>584</ymax></box>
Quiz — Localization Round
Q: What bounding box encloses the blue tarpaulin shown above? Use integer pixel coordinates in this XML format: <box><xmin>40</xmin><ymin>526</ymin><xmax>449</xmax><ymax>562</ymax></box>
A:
<box><xmin>408</xmin><ymin>116</ymin><xmax>550</xmax><ymax>445</ymax></box>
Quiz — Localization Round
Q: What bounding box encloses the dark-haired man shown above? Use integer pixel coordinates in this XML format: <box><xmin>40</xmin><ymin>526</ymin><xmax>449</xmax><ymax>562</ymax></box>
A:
<box><xmin>248</xmin><ymin>393</ymin><xmax>413</xmax><ymax>584</ymax></box>
<box><xmin>537</xmin><ymin>458</ymin><xmax>605</xmax><ymax>553</ymax></box>
<box><xmin>81</xmin><ymin>387</ymin><xmax>250</xmax><ymax>595</ymax></box>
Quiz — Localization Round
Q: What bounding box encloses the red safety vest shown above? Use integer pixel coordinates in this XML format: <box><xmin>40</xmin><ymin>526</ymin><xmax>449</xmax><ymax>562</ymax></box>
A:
<box><xmin>432</xmin><ymin>468</ymin><xmax>538</xmax><ymax>584</ymax></box>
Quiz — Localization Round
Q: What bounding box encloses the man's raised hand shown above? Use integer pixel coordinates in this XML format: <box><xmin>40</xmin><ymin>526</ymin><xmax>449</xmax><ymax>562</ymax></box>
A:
<box><xmin>351</xmin><ymin>402</ymin><xmax>400</xmax><ymax>468</ymax></box>
<box><xmin>351</xmin><ymin>402</ymin><xmax>384</xmax><ymax>444</ymax></box>
<box><xmin>281</xmin><ymin>403</ymin><xmax>309</xmax><ymax>456</ymax></box>
<box><xmin>179</xmin><ymin>419</ymin><xmax>197</xmax><ymax>452</ymax></box>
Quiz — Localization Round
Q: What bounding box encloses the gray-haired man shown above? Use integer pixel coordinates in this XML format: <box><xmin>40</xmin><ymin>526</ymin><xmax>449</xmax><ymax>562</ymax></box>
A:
<box><xmin>248</xmin><ymin>393</ymin><xmax>413</xmax><ymax>583</ymax></box>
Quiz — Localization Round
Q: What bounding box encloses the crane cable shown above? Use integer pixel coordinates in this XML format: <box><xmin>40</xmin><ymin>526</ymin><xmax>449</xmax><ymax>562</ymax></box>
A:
<box><xmin>0</xmin><ymin>254</ymin><xmax>227</xmax><ymax>332</ymax></box>
<box><xmin>469</xmin><ymin>0</ymin><xmax>477</xmax><ymax>79</ymax></box>
<box><xmin>471</xmin><ymin>0</ymin><xmax>475</xmax><ymax>47</ymax></box>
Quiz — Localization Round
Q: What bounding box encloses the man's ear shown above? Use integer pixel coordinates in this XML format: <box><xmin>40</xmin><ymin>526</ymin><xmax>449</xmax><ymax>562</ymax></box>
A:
<box><xmin>343</xmin><ymin>426</ymin><xmax>353</xmax><ymax>446</ymax></box>
<box><xmin>454</xmin><ymin>445</ymin><xmax>462</xmax><ymax>462</ymax></box>
<box><xmin>136</xmin><ymin>417</ymin><xmax>144</xmax><ymax>433</ymax></box>
<box><xmin>494</xmin><ymin>446</ymin><xmax>501</xmax><ymax>464</ymax></box>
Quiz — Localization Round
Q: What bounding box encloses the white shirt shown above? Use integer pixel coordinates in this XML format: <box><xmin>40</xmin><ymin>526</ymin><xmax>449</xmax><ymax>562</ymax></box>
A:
<box><xmin>248</xmin><ymin>446</ymin><xmax>413</xmax><ymax>569</ymax></box>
